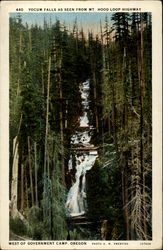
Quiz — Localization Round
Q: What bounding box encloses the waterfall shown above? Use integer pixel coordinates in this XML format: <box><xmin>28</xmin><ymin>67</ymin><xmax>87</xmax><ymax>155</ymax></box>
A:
<box><xmin>66</xmin><ymin>80</ymin><xmax>98</xmax><ymax>217</ymax></box>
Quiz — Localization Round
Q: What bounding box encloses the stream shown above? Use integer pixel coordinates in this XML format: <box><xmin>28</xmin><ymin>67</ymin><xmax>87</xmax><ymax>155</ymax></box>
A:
<box><xmin>66</xmin><ymin>80</ymin><xmax>98</xmax><ymax>217</ymax></box>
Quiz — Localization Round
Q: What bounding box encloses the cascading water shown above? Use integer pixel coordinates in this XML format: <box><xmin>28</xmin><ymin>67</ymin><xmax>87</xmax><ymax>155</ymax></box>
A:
<box><xmin>66</xmin><ymin>80</ymin><xmax>98</xmax><ymax>217</ymax></box>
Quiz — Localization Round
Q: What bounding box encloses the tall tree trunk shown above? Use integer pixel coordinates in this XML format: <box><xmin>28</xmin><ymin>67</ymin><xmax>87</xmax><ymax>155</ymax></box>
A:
<box><xmin>122</xmin><ymin>153</ymin><xmax>129</xmax><ymax>240</ymax></box>
<box><xmin>108</xmin><ymin>115</ymin><xmax>111</xmax><ymax>136</ymax></box>
<box><xmin>34</xmin><ymin>142</ymin><xmax>38</xmax><ymax>207</ymax></box>
<box><xmin>124</xmin><ymin>154</ymin><xmax>129</xmax><ymax>240</ymax></box>
<box><xmin>43</xmin><ymin>56</ymin><xmax>51</xmax><ymax>221</ymax></box>
<box><xmin>58</xmin><ymin>54</ymin><xmax>66</xmax><ymax>186</ymax></box>
<box><xmin>41</xmin><ymin>66</ymin><xmax>45</xmax><ymax>95</ymax></box>
<box><xmin>122</xmin><ymin>46</ymin><xmax>130</xmax><ymax>239</ymax></box>
<box><xmin>140</xmin><ymin>15</ymin><xmax>147</xmax><ymax>239</ymax></box>
<box><xmin>65</xmin><ymin>100</ymin><xmax>68</xmax><ymax>129</ymax></box>
<box><xmin>100</xmin><ymin>21</ymin><xmax>106</xmax><ymax>69</ymax></box>
<box><xmin>122</xmin><ymin>162</ymin><xmax>129</xmax><ymax>240</ymax></box>
<box><xmin>44</xmin><ymin>56</ymin><xmax>51</xmax><ymax>180</ymax></box>
<box><xmin>17</xmin><ymin>33</ymin><xmax>22</xmax><ymax>96</ymax></box>
<box><xmin>130</xmin><ymin>149</ymin><xmax>135</xmax><ymax>240</ymax></box>
<box><xmin>20</xmin><ymin>163</ymin><xmax>24</xmax><ymax>211</ymax></box>
<box><xmin>25</xmin><ymin>169</ymin><xmax>29</xmax><ymax>209</ymax></box>
<box><xmin>27</xmin><ymin>136</ymin><xmax>34</xmax><ymax>207</ymax></box>
<box><xmin>111</xmin><ymin>80</ymin><xmax>117</xmax><ymax>149</ymax></box>
<box><xmin>11</xmin><ymin>136</ymin><xmax>19</xmax><ymax>217</ymax></box>
<box><xmin>92</xmin><ymin>70</ymin><xmax>99</xmax><ymax>133</ymax></box>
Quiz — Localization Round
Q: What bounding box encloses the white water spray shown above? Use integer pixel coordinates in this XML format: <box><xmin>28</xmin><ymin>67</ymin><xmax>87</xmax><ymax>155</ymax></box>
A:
<box><xmin>66</xmin><ymin>80</ymin><xmax>98</xmax><ymax>217</ymax></box>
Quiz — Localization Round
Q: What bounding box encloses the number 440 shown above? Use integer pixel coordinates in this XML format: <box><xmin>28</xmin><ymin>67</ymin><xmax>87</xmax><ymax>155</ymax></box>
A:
<box><xmin>16</xmin><ymin>8</ymin><xmax>24</xmax><ymax>11</ymax></box>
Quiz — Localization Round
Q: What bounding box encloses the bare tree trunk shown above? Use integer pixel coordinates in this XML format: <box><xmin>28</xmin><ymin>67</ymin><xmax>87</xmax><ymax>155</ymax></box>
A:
<box><xmin>11</xmin><ymin>114</ymin><xmax>23</xmax><ymax>213</ymax></box>
<box><xmin>25</xmin><ymin>170</ymin><xmax>29</xmax><ymax>209</ymax></box>
<box><xmin>111</xmin><ymin>81</ymin><xmax>117</xmax><ymax>149</ymax></box>
<box><xmin>65</xmin><ymin>100</ymin><xmax>68</xmax><ymax>129</ymax></box>
<box><xmin>122</xmin><ymin>153</ymin><xmax>129</xmax><ymax>240</ymax></box>
<box><xmin>130</xmin><ymin>149</ymin><xmax>135</xmax><ymax>240</ymax></box>
<box><xmin>122</xmin><ymin>46</ymin><xmax>130</xmax><ymax>239</ymax></box>
<box><xmin>11</xmin><ymin>136</ymin><xmax>19</xmax><ymax>217</ymax></box>
<box><xmin>101</xmin><ymin>220</ymin><xmax>108</xmax><ymax>240</ymax></box>
<box><xmin>44</xmin><ymin>56</ymin><xmax>51</xmax><ymax>180</ymax></box>
<box><xmin>58</xmin><ymin>55</ymin><xmax>66</xmax><ymax>186</ymax></box>
<box><xmin>17</xmin><ymin>33</ymin><xmax>22</xmax><ymax>96</ymax></box>
<box><xmin>43</xmin><ymin>56</ymin><xmax>51</xmax><ymax>221</ymax></box>
<box><xmin>92</xmin><ymin>70</ymin><xmax>99</xmax><ymax>133</ymax></box>
<box><xmin>27</xmin><ymin>136</ymin><xmax>34</xmax><ymax>207</ymax></box>
<box><xmin>140</xmin><ymin>15</ymin><xmax>147</xmax><ymax>239</ymax></box>
<box><xmin>20</xmin><ymin>163</ymin><xmax>24</xmax><ymax>212</ymax></box>
<box><xmin>124</xmin><ymin>157</ymin><xmax>129</xmax><ymax>240</ymax></box>
<box><xmin>41</xmin><ymin>66</ymin><xmax>45</xmax><ymax>95</ymax></box>
<box><xmin>100</xmin><ymin>21</ymin><xmax>106</xmax><ymax>69</ymax></box>
<box><xmin>12</xmin><ymin>113</ymin><xmax>22</xmax><ymax>158</ymax></box>
<box><xmin>34</xmin><ymin>142</ymin><xmax>38</xmax><ymax>207</ymax></box>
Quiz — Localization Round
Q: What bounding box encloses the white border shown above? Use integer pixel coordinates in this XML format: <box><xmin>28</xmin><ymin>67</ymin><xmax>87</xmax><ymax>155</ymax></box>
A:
<box><xmin>0</xmin><ymin>1</ymin><xmax>162</xmax><ymax>249</ymax></box>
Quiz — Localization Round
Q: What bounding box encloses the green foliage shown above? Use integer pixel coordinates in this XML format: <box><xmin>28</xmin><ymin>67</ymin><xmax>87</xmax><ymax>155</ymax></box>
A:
<box><xmin>10</xmin><ymin>217</ymin><xmax>28</xmax><ymax>236</ymax></box>
<box><xmin>86</xmin><ymin>149</ymin><xmax>125</xmax><ymax>239</ymax></box>
<box><xmin>69</xmin><ymin>227</ymin><xmax>99</xmax><ymax>240</ymax></box>
<box><xmin>20</xmin><ymin>67</ymin><xmax>45</xmax><ymax>141</ymax></box>
<box><xmin>42</xmin><ymin>177</ymin><xmax>53</xmax><ymax>240</ymax></box>
<box><xmin>94</xmin><ymin>12</ymin><xmax>152</xmax><ymax>240</ymax></box>
<box><xmin>41</xmin><ymin>132</ymin><xmax>68</xmax><ymax>240</ymax></box>
<box><xmin>51</xmin><ymin>144</ymin><xmax>68</xmax><ymax>240</ymax></box>
<box><xmin>68</xmin><ymin>228</ymin><xmax>81</xmax><ymax>240</ymax></box>
<box><xmin>9</xmin><ymin>13</ymin><xmax>152</xmax><ymax>240</ymax></box>
<box><xmin>27</xmin><ymin>206</ymin><xmax>44</xmax><ymax>240</ymax></box>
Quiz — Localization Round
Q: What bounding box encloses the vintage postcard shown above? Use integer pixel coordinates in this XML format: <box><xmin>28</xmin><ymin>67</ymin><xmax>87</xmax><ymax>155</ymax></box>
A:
<box><xmin>0</xmin><ymin>1</ymin><xmax>162</xmax><ymax>249</ymax></box>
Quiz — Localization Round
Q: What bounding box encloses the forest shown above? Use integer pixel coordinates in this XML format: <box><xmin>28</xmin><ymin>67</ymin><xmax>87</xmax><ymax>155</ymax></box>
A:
<box><xmin>9</xmin><ymin>12</ymin><xmax>152</xmax><ymax>241</ymax></box>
